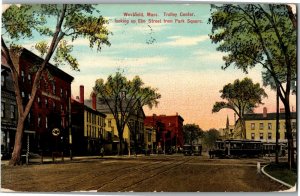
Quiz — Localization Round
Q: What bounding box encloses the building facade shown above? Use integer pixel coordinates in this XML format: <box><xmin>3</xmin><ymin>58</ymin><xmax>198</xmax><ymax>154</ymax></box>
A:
<box><xmin>72</xmin><ymin>85</ymin><xmax>107</xmax><ymax>155</ymax></box>
<box><xmin>144</xmin><ymin>125</ymin><xmax>157</xmax><ymax>153</ymax></box>
<box><xmin>1</xmin><ymin>62</ymin><xmax>17</xmax><ymax>158</ymax></box>
<box><xmin>71</xmin><ymin>86</ymin><xmax>106</xmax><ymax>155</ymax></box>
<box><xmin>90</xmin><ymin>99</ymin><xmax>146</xmax><ymax>155</ymax></box>
<box><xmin>144</xmin><ymin>113</ymin><xmax>184</xmax><ymax>153</ymax></box>
<box><xmin>244</xmin><ymin>107</ymin><xmax>296</xmax><ymax>143</ymax></box>
<box><xmin>2</xmin><ymin>48</ymin><xmax>74</xmax><ymax>156</ymax></box>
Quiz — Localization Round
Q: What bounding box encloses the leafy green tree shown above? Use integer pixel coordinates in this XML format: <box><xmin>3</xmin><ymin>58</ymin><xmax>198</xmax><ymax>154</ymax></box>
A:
<box><xmin>182</xmin><ymin>124</ymin><xmax>204</xmax><ymax>145</ymax></box>
<box><xmin>209</xmin><ymin>4</ymin><xmax>296</xmax><ymax>168</ymax></box>
<box><xmin>202</xmin><ymin>128</ymin><xmax>220</xmax><ymax>149</ymax></box>
<box><xmin>93</xmin><ymin>72</ymin><xmax>161</xmax><ymax>155</ymax></box>
<box><xmin>2</xmin><ymin>4</ymin><xmax>111</xmax><ymax>165</ymax></box>
<box><xmin>212</xmin><ymin>78</ymin><xmax>267</xmax><ymax>139</ymax></box>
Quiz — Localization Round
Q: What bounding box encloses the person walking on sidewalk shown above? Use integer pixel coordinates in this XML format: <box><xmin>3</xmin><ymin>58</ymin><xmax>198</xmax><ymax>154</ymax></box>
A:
<box><xmin>100</xmin><ymin>147</ymin><xmax>104</xmax><ymax>158</ymax></box>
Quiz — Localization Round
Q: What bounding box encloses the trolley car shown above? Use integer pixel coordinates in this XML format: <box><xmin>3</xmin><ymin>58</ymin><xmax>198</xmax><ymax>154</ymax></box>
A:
<box><xmin>209</xmin><ymin>139</ymin><xmax>263</xmax><ymax>158</ymax></box>
<box><xmin>262</xmin><ymin>142</ymin><xmax>286</xmax><ymax>157</ymax></box>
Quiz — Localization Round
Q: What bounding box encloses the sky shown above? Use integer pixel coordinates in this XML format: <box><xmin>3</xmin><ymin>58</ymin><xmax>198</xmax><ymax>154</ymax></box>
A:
<box><xmin>2</xmin><ymin>4</ymin><xmax>297</xmax><ymax>130</ymax></box>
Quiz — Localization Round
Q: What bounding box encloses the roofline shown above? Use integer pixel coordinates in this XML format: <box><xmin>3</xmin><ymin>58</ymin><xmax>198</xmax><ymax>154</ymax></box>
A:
<box><xmin>84</xmin><ymin>105</ymin><xmax>107</xmax><ymax>117</ymax></box>
<box><xmin>21</xmin><ymin>48</ymin><xmax>74</xmax><ymax>82</ymax></box>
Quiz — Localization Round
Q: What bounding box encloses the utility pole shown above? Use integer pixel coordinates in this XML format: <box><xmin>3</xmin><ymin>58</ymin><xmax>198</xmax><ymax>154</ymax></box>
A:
<box><xmin>69</xmin><ymin>97</ymin><xmax>72</xmax><ymax>160</ymax></box>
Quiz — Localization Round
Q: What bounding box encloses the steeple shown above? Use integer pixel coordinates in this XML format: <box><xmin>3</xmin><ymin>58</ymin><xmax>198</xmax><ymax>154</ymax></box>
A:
<box><xmin>226</xmin><ymin>115</ymin><xmax>229</xmax><ymax>129</ymax></box>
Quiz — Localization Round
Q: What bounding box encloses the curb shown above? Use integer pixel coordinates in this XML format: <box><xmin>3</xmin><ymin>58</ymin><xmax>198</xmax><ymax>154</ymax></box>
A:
<box><xmin>261</xmin><ymin>164</ymin><xmax>294</xmax><ymax>188</ymax></box>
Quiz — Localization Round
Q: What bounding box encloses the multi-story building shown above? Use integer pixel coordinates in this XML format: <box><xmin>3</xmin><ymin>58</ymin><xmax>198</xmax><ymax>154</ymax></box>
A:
<box><xmin>244</xmin><ymin>107</ymin><xmax>296</xmax><ymax>143</ymax></box>
<box><xmin>89</xmin><ymin>99</ymin><xmax>145</xmax><ymax>155</ymax></box>
<box><xmin>144</xmin><ymin>125</ymin><xmax>157</xmax><ymax>153</ymax></box>
<box><xmin>1</xmin><ymin>61</ymin><xmax>17</xmax><ymax>158</ymax></box>
<box><xmin>2</xmin><ymin>48</ymin><xmax>74</xmax><ymax>155</ymax></box>
<box><xmin>71</xmin><ymin>86</ymin><xmax>106</xmax><ymax>155</ymax></box>
<box><xmin>144</xmin><ymin>113</ymin><xmax>184</xmax><ymax>153</ymax></box>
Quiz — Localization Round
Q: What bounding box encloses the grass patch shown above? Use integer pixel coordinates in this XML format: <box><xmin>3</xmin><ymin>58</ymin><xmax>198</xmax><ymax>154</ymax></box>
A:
<box><xmin>264</xmin><ymin>162</ymin><xmax>297</xmax><ymax>186</ymax></box>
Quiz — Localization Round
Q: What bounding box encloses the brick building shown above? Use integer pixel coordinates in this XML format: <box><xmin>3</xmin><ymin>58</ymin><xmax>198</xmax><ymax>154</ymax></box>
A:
<box><xmin>144</xmin><ymin>113</ymin><xmax>184</xmax><ymax>153</ymax></box>
<box><xmin>3</xmin><ymin>48</ymin><xmax>74</xmax><ymax>156</ymax></box>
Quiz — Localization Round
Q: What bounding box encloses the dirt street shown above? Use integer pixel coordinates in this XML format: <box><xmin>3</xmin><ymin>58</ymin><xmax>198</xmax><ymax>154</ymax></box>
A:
<box><xmin>1</xmin><ymin>155</ymin><xmax>287</xmax><ymax>192</ymax></box>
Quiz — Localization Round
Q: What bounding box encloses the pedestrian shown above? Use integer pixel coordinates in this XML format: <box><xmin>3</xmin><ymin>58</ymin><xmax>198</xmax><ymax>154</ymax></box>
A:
<box><xmin>100</xmin><ymin>147</ymin><xmax>104</xmax><ymax>158</ymax></box>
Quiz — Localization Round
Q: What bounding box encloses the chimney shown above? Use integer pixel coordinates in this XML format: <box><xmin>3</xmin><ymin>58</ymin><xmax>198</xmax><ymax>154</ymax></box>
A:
<box><xmin>92</xmin><ymin>93</ymin><xmax>96</xmax><ymax>110</ymax></box>
<box><xmin>79</xmin><ymin>85</ymin><xmax>84</xmax><ymax>104</ymax></box>
<box><xmin>280</xmin><ymin>108</ymin><xmax>285</xmax><ymax>113</ymax></box>
<box><xmin>263</xmin><ymin>107</ymin><xmax>267</xmax><ymax>118</ymax></box>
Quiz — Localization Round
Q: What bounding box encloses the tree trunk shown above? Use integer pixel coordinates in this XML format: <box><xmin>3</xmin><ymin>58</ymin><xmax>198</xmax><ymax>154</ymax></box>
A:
<box><xmin>119</xmin><ymin>137</ymin><xmax>123</xmax><ymax>156</ymax></box>
<box><xmin>9</xmin><ymin>118</ymin><xmax>25</xmax><ymax>165</ymax></box>
<box><xmin>241</xmin><ymin>119</ymin><xmax>246</xmax><ymax>139</ymax></box>
<box><xmin>275</xmin><ymin>89</ymin><xmax>279</xmax><ymax>164</ymax></box>
<box><xmin>284</xmin><ymin>102</ymin><xmax>295</xmax><ymax>169</ymax></box>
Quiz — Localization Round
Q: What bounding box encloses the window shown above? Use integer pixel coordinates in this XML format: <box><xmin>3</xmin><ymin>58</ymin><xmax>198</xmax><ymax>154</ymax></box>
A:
<box><xmin>38</xmin><ymin>116</ymin><xmax>41</xmax><ymax>127</ymax></box>
<box><xmin>21</xmin><ymin>70</ymin><xmax>25</xmax><ymax>82</ymax></box>
<box><xmin>37</xmin><ymin>97</ymin><xmax>41</xmax><ymax>107</ymax></box>
<box><xmin>292</xmin><ymin>122</ymin><xmax>296</xmax><ymax>130</ymax></box>
<box><xmin>10</xmin><ymin>105</ymin><xmax>15</xmax><ymax>119</ymax></box>
<box><xmin>268</xmin><ymin>133</ymin><xmax>272</xmax><ymax>140</ymax></box>
<box><xmin>1</xmin><ymin>102</ymin><xmax>5</xmax><ymax>118</ymax></box>
<box><xmin>148</xmin><ymin>132</ymin><xmax>152</xmax><ymax>142</ymax></box>
<box><xmin>45</xmin><ymin>117</ymin><xmax>48</xmax><ymax>128</ymax></box>
<box><xmin>259</xmin><ymin>123</ymin><xmax>264</xmax><ymax>130</ymax></box>
<box><xmin>60</xmin><ymin>88</ymin><xmax>63</xmax><ymax>97</ymax></box>
<box><xmin>259</xmin><ymin>133</ymin><xmax>263</xmax><ymax>140</ymax></box>
<box><xmin>268</xmin><ymin>123</ymin><xmax>272</xmax><ymax>130</ymax></box>
<box><xmin>108</xmin><ymin>120</ymin><xmax>111</xmax><ymax>127</ymax></box>
<box><xmin>53</xmin><ymin>101</ymin><xmax>56</xmax><ymax>110</ymax></box>
<box><xmin>52</xmin><ymin>83</ymin><xmax>56</xmax><ymax>94</ymax></box>
<box><xmin>22</xmin><ymin>92</ymin><xmax>25</xmax><ymax>98</ymax></box>
<box><xmin>251</xmin><ymin>133</ymin><xmax>255</xmax><ymax>140</ymax></box>
<box><xmin>65</xmin><ymin>90</ymin><xmax>68</xmax><ymax>98</ymax></box>
<box><xmin>1</xmin><ymin>75</ymin><xmax>5</xmax><ymax>87</ymax></box>
<box><xmin>45</xmin><ymin>99</ymin><xmax>48</xmax><ymax>108</ymax></box>
<box><xmin>28</xmin><ymin>74</ymin><xmax>31</xmax><ymax>85</ymax></box>
<box><xmin>251</xmin><ymin>123</ymin><xmax>255</xmax><ymax>130</ymax></box>
<box><xmin>60</xmin><ymin>105</ymin><xmax>63</xmax><ymax>111</ymax></box>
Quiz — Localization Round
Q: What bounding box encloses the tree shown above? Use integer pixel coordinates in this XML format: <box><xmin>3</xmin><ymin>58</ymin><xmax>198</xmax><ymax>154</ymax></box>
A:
<box><xmin>2</xmin><ymin>4</ymin><xmax>111</xmax><ymax>165</ymax></box>
<box><xmin>209</xmin><ymin>4</ymin><xmax>296</xmax><ymax>168</ymax></box>
<box><xmin>182</xmin><ymin>124</ymin><xmax>204</xmax><ymax>145</ymax></box>
<box><xmin>93</xmin><ymin>72</ymin><xmax>161</xmax><ymax>155</ymax></box>
<box><xmin>202</xmin><ymin>128</ymin><xmax>220</xmax><ymax>149</ymax></box>
<box><xmin>212</xmin><ymin>78</ymin><xmax>267</xmax><ymax>139</ymax></box>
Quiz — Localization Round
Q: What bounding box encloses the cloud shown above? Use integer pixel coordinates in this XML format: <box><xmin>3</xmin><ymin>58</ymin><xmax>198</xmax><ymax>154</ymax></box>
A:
<box><xmin>192</xmin><ymin>49</ymin><xmax>225</xmax><ymax>62</ymax></box>
<box><xmin>162</xmin><ymin>35</ymin><xmax>209</xmax><ymax>46</ymax></box>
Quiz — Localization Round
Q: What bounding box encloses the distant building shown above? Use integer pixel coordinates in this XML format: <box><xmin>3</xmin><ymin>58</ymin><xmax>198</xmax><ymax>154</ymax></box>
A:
<box><xmin>144</xmin><ymin>113</ymin><xmax>184</xmax><ymax>153</ymax></box>
<box><xmin>144</xmin><ymin>125</ymin><xmax>157</xmax><ymax>153</ymax></box>
<box><xmin>244</xmin><ymin>107</ymin><xmax>296</xmax><ymax>143</ymax></box>
<box><xmin>71</xmin><ymin>86</ymin><xmax>106</xmax><ymax>155</ymax></box>
<box><xmin>219</xmin><ymin>115</ymin><xmax>236</xmax><ymax>139</ymax></box>
<box><xmin>2</xmin><ymin>48</ymin><xmax>74</xmax><ymax>156</ymax></box>
<box><xmin>85</xmin><ymin>97</ymin><xmax>145</xmax><ymax>155</ymax></box>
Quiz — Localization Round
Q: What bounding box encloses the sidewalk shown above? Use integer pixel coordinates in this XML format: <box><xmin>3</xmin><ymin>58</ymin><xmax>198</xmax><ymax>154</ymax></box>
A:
<box><xmin>1</xmin><ymin>154</ymin><xmax>149</xmax><ymax>166</ymax></box>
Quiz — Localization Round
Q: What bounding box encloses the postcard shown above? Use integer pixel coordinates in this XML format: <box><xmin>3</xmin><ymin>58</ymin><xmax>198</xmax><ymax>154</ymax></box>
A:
<box><xmin>1</xmin><ymin>3</ymin><xmax>297</xmax><ymax>193</ymax></box>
